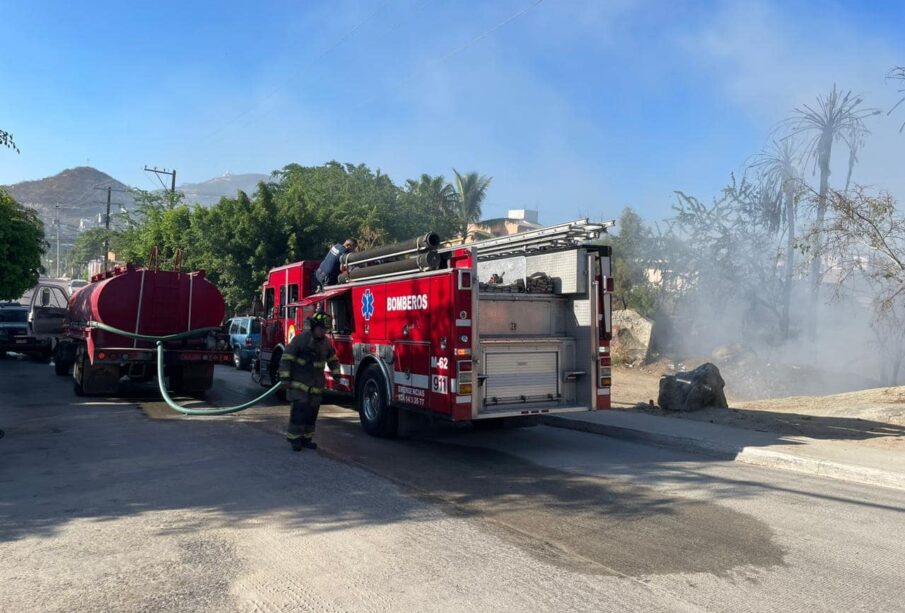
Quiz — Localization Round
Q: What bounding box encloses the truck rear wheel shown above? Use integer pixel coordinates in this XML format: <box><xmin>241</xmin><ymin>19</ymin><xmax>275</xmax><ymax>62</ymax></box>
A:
<box><xmin>268</xmin><ymin>350</ymin><xmax>287</xmax><ymax>402</ymax></box>
<box><xmin>357</xmin><ymin>365</ymin><xmax>397</xmax><ymax>438</ymax></box>
<box><xmin>73</xmin><ymin>351</ymin><xmax>86</xmax><ymax>396</ymax></box>
<box><xmin>53</xmin><ymin>342</ymin><xmax>74</xmax><ymax>376</ymax></box>
<box><xmin>54</xmin><ymin>358</ymin><xmax>69</xmax><ymax>376</ymax></box>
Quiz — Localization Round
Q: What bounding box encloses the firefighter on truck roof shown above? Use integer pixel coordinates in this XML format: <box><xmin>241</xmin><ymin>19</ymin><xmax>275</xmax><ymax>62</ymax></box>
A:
<box><xmin>279</xmin><ymin>311</ymin><xmax>341</xmax><ymax>451</ymax></box>
<box><xmin>315</xmin><ymin>238</ymin><xmax>358</xmax><ymax>290</ymax></box>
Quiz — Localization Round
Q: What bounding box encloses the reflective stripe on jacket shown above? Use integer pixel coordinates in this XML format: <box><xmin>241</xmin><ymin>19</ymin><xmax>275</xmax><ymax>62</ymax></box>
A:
<box><xmin>279</xmin><ymin>330</ymin><xmax>341</xmax><ymax>400</ymax></box>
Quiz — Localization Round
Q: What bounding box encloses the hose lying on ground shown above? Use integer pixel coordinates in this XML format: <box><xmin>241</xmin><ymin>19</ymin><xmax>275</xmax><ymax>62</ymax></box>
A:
<box><xmin>87</xmin><ymin>321</ymin><xmax>281</xmax><ymax>415</ymax></box>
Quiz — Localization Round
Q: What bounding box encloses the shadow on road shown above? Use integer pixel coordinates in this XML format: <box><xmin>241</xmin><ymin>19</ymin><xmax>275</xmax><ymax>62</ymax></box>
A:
<box><xmin>0</xmin><ymin>361</ymin><xmax>792</xmax><ymax>577</ymax></box>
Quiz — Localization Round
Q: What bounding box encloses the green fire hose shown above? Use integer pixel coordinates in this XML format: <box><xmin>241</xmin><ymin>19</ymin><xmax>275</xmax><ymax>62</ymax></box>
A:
<box><xmin>87</xmin><ymin>321</ymin><xmax>281</xmax><ymax>415</ymax></box>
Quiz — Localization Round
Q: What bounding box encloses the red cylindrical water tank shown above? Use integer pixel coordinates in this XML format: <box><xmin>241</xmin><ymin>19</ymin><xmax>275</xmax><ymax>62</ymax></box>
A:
<box><xmin>67</xmin><ymin>266</ymin><xmax>226</xmax><ymax>348</ymax></box>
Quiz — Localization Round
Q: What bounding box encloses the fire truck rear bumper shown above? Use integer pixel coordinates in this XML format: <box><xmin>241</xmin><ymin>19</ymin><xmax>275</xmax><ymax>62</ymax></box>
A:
<box><xmin>472</xmin><ymin>404</ymin><xmax>599</xmax><ymax>421</ymax></box>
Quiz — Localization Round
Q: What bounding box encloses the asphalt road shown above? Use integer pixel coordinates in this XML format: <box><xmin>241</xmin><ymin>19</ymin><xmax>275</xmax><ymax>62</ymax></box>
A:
<box><xmin>1</xmin><ymin>356</ymin><xmax>904</xmax><ymax>612</ymax></box>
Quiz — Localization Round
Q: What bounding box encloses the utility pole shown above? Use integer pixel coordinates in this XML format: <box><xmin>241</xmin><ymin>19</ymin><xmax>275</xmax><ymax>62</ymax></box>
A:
<box><xmin>104</xmin><ymin>186</ymin><xmax>111</xmax><ymax>265</ymax></box>
<box><xmin>144</xmin><ymin>165</ymin><xmax>177</xmax><ymax>206</ymax></box>
<box><xmin>55</xmin><ymin>205</ymin><xmax>61</xmax><ymax>278</ymax></box>
<box><xmin>93</xmin><ymin>184</ymin><xmax>129</xmax><ymax>271</ymax></box>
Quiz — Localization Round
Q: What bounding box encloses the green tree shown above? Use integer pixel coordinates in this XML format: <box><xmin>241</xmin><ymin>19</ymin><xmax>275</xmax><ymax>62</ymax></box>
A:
<box><xmin>452</xmin><ymin>170</ymin><xmax>492</xmax><ymax>240</ymax></box>
<box><xmin>400</xmin><ymin>174</ymin><xmax>459</xmax><ymax>240</ymax></box>
<box><xmin>115</xmin><ymin>189</ymin><xmax>191</xmax><ymax>266</ymax></box>
<box><xmin>0</xmin><ymin>191</ymin><xmax>45</xmax><ymax>300</ymax></box>
<box><xmin>68</xmin><ymin>227</ymin><xmax>111</xmax><ymax>279</ymax></box>
<box><xmin>274</xmin><ymin>162</ymin><xmax>398</xmax><ymax>260</ymax></box>
<box><xmin>784</xmin><ymin>86</ymin><xmax>879</xmax><ymax>337</ymax></box>
<box><xmin>105</xmin><ymin>162</ymin><xmax>476</xmax><ymax>313</ymax></box>
<box><xmin>610</xmin><ymin>208</ymin><xmax>656</xmax><ymax>316</ymax></box>
<box><xmin>0</xmin><ymin>129</ymin><xmax>19</xmax><ymax>153</ymax></box>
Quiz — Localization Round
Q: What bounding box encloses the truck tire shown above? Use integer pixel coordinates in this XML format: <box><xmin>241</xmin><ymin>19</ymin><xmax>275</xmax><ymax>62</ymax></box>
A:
<box><xmin>53</xmin><ymin>343</ymin><xmax>72</xmax><ymax>376</ymax></box>
<box><xmin>53</xmin><ymin>341</ymin><xmax>78</xmax><ymax>377</ymax></box>
<box><xmin>54</xmin><ymin>358</ymin><xmax>69</xmax><ymax>376</ymax></box>
<box><xmin>73</xmin><ymin>353</ymin><xmax>86</xmax><ymax>396</ymax></box>
<box><xmin>357</xmin><ymin>365</ymin><xmax>397</xmax><ymax>438</ymax></box>
<box><xmin>269</xmin><ymin>350</ymin><xmax>287</xmax><ymax>402</ymax></box>
<box><xmin>233</xmin><ymin>346</ymin><xmax>250</xmax><ymax>370</ymax></box>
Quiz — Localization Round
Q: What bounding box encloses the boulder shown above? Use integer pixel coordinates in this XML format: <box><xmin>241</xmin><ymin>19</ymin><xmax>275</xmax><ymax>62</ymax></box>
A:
<box><xmin>658</xmin><ymin>362</ymin><xmax>729</xmax><ymax>412</ymax></box>
<box><xmin>611</xmin><ymin>309</ymin><xmax>653</xmax><ymax>365</ymax></box>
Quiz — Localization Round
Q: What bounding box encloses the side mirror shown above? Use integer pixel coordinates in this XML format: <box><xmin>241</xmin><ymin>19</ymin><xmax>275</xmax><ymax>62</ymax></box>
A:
<box><xmin>41</xmin><ymin>288</ymin><xmax>51</xmax><ymax>307</ymax></box>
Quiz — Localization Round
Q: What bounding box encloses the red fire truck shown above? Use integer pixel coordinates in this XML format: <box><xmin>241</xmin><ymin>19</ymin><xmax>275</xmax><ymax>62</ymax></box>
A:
<box><xmin>253</xmin><ymin>219</ymin><xmax>615</xmax><ymax>437</ymax></box>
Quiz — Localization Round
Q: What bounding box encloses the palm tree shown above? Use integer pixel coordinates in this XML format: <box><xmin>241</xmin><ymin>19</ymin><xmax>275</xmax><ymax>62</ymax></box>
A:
<box><xmin>783</xmin><ymin>85</ymin><xmax>879</xmax><ymax>337</ymax></box>
<box><xmin>751</xmin><ymin>139</ymin><xmax>801</xmax><ymax>338</ymax></box>
<box><xmin>406</xmin><ymin>174</ymin><xmax>457</xmax><ymax>216</ymax></box>
<box><xmin>452</xmin><ymin>170</ymin><xmax>492</xmax><ymax>240</ymax></box>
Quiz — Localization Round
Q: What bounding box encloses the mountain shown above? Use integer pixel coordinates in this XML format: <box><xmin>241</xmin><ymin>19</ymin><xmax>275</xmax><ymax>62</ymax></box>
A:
<box><xmin>0</xmin><ymin>168</ymin><xmax>270</xmax><ymax>246</ymax></box>
<box><xmin>178</xmin><ymin>172</ymin><xmax>269</xmax><ymax>206</ymax></box>
<box><xmin>1</xmin><ymin>167</ymin><xmax>136</xmax><ymax>246</ymax></box>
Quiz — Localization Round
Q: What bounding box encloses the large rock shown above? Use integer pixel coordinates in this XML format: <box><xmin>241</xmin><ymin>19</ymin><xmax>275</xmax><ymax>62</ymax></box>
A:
<box><xmin>658</xmin><ymin>362</ymin><xmax>729</xmax><ymax>412</ymax></box>
<box><xmin>612</xmin><ymin>309</ymin><xmax>653</xmax><ymax>365</ymax></box>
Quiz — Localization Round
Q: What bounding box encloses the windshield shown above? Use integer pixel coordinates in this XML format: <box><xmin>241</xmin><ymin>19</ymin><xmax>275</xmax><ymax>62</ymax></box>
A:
<box><xmin>251</xmin><ymin>319</ymin><xmax>261</xmax><ymax>334</ymax></box>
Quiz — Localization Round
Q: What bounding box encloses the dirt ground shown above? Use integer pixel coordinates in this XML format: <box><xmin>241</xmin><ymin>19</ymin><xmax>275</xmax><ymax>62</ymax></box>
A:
<box><xmin>612</xmin><ymin>365</ymin><xmax>905</xmax><ymax>449</ymax></box>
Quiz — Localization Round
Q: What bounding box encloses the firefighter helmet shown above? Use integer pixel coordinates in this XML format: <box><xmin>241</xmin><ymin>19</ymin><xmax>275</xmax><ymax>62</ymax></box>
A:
<box><xmin>309</xmin><ymin>311</ymin><xmax>332</xmax><ymax>331</ymax></box>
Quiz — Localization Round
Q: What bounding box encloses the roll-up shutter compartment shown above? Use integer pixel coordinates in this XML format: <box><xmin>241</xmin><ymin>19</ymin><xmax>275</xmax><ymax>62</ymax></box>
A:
<box><xmin>483</xmin><ymin>349</ymin><xmax>559</xmax><ymax>405</ymax></box>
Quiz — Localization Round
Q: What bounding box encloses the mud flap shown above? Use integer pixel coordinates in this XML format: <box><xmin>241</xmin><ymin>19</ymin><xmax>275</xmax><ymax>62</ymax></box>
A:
<box><xmin>74</xmin><ymin>358</ymin><xmax>121</xmax><ymax>395</ymax></box>
<box><xmin>168</xmin><ymin>363</ymin><xmax>215</xmax><ymax>394</ymax></box>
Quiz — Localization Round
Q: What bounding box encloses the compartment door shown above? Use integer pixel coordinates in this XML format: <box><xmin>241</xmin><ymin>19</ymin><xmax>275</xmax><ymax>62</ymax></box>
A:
<box><xmin>483</xmin><ymin>349</ymin><xmax>559</xmax><ymax>405</ymax></box>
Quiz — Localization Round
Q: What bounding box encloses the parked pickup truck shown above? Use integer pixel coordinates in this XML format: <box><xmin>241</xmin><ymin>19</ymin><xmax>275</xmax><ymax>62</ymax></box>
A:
<box><xmin>0</xmin><ymin>280</ymin><xmax>70</xmax><ymax>361</ymax></box>
<box><xmin>0</xmin><ymin>301</ymin><xmax>53</xmax><ymax>361</ymax></box>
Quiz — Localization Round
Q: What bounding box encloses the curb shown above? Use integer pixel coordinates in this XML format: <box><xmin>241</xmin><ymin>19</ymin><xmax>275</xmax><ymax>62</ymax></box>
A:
<box><xmin>542</xmin><ymin>415</ymin><xmax>905</xmax><ymax>492</ymax></box>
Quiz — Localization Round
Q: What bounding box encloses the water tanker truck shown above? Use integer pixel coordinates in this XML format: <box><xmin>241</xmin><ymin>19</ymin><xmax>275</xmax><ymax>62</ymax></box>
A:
<box><xmin>54</xmin><ymin>257</ymin><xmax>232</xmax><ymax>396</ymax></box>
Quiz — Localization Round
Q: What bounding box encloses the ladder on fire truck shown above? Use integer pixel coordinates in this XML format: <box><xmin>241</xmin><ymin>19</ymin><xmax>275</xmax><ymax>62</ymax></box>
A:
<box><xmin>443</xmin><ymin>218</ymin><xmax>615</xmax><ymax>261</ymax></box>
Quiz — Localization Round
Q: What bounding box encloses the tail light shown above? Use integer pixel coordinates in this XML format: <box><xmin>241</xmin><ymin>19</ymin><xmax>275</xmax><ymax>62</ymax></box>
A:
<box><xmin>245</xmin><ymin>337</ymin><xmax>254</xmax><ymax>347</ymax></box>
<box><xmin>457</xmin><ymin>360</ymin><xmax>473</xmax><ymax>394</ymax></box>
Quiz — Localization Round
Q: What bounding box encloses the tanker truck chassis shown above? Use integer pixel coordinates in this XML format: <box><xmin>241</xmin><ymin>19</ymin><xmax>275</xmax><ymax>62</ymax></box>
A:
<box><xmin>55</xmin><ymin>263</ymin><xmax>232</xmax><ymax>396</ymax></box>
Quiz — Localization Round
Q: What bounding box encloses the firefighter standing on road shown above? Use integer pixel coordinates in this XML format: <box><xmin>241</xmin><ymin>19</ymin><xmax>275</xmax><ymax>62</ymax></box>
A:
<box><xmin>279</xmin><ymin>311</ymin><xmax>341</xmax><ymax>451</ymax></box>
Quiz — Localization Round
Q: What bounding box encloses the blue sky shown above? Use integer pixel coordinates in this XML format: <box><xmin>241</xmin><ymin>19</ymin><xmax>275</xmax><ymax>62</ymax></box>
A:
<box><xmin>1</xmin><ymin>0</ymin><xmax>903</xmax><ymax>224</ymax></box>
